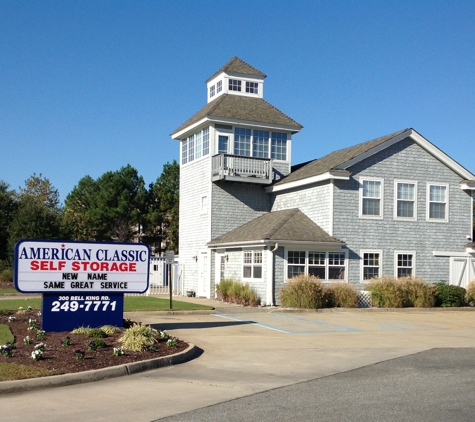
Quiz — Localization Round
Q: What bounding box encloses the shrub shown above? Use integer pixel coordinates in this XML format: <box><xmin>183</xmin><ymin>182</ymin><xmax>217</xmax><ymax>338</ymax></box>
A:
<box><xmin>466</xmin><ymin>280</ymin><xmax>475</xmax><ymax>304</ymax></box>
<box><xmin>216</xmin><ymin>278</ymin><xmax>235</xmax><ymax>302</ymax></box>
<box><xmin>0</xmin><ymin>268</ymin><xmax>13</xmax><ymax>283</ymax></box>
<box><xmin>434</xmin><ymin>282</ymin><xmax>466</xmax><ymax>307</ymax></box>
<box><xmin>398</xmin><ymin>276</ymin><xmax>437</xmax><ymax>308</ymax></box>
<box><xmin>119</xmin><ymin>324</ymin><xmax>158</xmax><ymax>351</ymax></box>
<box><xmin>279</xmin><ymin>274</ymin><xmax>324</xmax><ymax>309</ymax></box>
<box><xmin>100</xmin><ymin>325</ymin><xmax>122</xmax><ymax>334</ymax></box>
<box><xmin>216</xmin><ymin>279</ymin><xmax>260</xmax><ymax>306</ymax></box>
<box><xmin>323</xmin><ymin>283</ymin><xmax>358</xmax><ymax>308</ymax></box>
<box><xmin>365</xmin><ymin>276</ymin><xmax>406</xmax><ymax>308</ymax></box>
<box><xmin>87</xmin><ymin>328</ymin><xmax>107</xmax><ymax>338</ymax></box>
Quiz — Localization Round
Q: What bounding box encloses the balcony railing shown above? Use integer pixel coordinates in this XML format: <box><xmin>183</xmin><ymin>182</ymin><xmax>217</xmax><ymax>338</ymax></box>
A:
<box><xmin>211</xmin><ymin>154</ymin><xmax>273</xmax><ymax>184</ymax></box>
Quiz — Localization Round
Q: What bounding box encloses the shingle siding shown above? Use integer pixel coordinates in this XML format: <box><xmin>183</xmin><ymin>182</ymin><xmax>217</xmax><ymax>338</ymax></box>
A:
<box><xmin>271</xmin><ymin>182</ymin><xmax>332</xmax><ymax>234</ymax></box>
<box><xmin>332</xmin><ymin>138</ymin><xmax>472</xmax><ymax>287</ymax></box>
<box><xmin>179</xmin><ymin>158</ymin><xmax>211</xmax><ymax>292</ymax></box>
<box><xmin>211</xmin><ymin>182</ymin><xmax>271</xmax><ymax>239</ymax></box>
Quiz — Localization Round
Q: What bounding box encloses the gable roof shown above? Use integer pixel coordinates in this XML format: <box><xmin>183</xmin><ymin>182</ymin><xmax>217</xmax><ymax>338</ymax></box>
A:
<box><xmin>206</xmin><ymin>57</ymin><xmax>266</xmax><ymax>83</ymax></box>
<box><xmin>207</xmin><ymin>208</ymin><xmax>344</xmax><ymax>247</ymax></box>
<box><xmin>171</xmin><ymin>94</ymin><xmax>303</xmax><ymax>137</ymax></box>
<box><xmin>270</xmin><ymin>128</ymin><xmax>475</xmax><ymax>192</ymax></box>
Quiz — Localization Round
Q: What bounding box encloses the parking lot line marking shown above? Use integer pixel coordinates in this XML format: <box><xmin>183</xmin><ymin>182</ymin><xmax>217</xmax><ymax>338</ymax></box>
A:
<box><xmin>214</xmin><ymin>314</ymin><xmax>291</xmax><ymax>333</ymax></box>
<box><xmin>269</xmin><ymin>313</ymin><xmax>362</xmax><ymax>332</ymax></box>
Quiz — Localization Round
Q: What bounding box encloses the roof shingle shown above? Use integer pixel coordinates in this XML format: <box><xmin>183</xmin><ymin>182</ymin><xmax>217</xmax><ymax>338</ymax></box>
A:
<box><xmin>208</xmin><ymin>209</ymin><xmax>344</xmax><ymax>245</ymax></box>
<box><xmin>172</xmin><ymin>94</ymin><xmax>303</xmax><ymax>136</ymax></box>
<box><xmin>206</xmin><ymin>57</ymin><xmax>266</xmax><ymax>82</ymax></box>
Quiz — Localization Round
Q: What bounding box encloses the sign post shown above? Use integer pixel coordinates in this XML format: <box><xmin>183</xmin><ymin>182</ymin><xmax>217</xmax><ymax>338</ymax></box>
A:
<box><xmin>14</xmin><ymin>239</ymin><xmax>150</xmax><ymax>332</ymax></box>
<box><xmin>165</xmin><ymin>250</ymin><xmax>174</xmax><ymax>310</ymax></box>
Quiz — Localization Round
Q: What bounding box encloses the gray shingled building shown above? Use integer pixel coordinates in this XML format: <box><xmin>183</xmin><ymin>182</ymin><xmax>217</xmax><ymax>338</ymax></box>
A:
<box><xmin>171</xmin><ymin>57</ymin><xmax>475</xmax><ymax>305</ymax></box>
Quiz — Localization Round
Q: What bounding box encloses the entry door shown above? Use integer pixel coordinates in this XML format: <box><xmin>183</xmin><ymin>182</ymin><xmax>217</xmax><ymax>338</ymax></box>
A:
<box><xmin>197</xmin><ymin>252</ymin><xmax>209</xmax><ymax>297</ymax></box>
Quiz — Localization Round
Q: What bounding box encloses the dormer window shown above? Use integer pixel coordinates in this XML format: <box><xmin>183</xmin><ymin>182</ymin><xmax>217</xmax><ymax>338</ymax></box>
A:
<box><xmin>217</xmin><ymin>80</ymin><xmax>222</xmax><ymax>93</ymax></box>
<box><xmin>246</xmin><ymin>82</ymin><xmax>258</xmax><ymax>94</ymax></box>
<box><xmin>229</xmin><ymin>79</ymin><xmax>241</xmax><ymax>91</ymax></box>
<box><xmin>210</xmin><ymin>85</ymin><xmax>215</xmax><ymax>98</ymax></box>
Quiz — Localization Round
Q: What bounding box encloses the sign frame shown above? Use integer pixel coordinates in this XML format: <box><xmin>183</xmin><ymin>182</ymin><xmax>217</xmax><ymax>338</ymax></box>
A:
<box><xmin>14</xmin><ymin>239</ymin><xmax>150</xmax><ymax>294</ymax></box>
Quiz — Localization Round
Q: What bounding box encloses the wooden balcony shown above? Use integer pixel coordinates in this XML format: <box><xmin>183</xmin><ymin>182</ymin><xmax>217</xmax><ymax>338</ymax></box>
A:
<box><xmin>211</xmin><ymin>154</ymin><xmax>273</xmax><ymax>184</ymax></box>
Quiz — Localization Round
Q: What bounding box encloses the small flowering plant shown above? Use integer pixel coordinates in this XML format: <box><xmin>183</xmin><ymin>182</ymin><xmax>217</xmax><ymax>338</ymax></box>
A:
<box><xmin>31</xmin><ymin>349</ymin><xmax>43</xmax><ymax>361</ymax></box>
<box><xmin>7</xmin><ymin>316</ymin><xmax>16</xmax><ymax>322</ymax></box>
<box><xmin>27</xmin><ymin>318</ymin><xmax>37</xmax><ymax>328</ymax></box>
<box><xmin>75</xmin><ymin>349</ymin><xmax>85</xmax><ymax>360</ymax></box>
<box><xmin>61</xmin><ymin>337</ymin><xmax>71</xmax><ymax>346</ymax></box>
<box><xmin>27</xmin><ymin>306</ymin><xmax>32</xmax><ymax>311</ymax></box>
<box><xmin>166</xmin><ymin>337</ymin><xmax>179</xmax><ymax>348</ymax></box>
<box><xmin>34</xmin><ymin>343</ymin><xmax>46</xmax><ymax>352</ymax></box>
<box><xmin>113</xmin><ymin>347</ymin><xmax>125</xmax><ymax>356</ymax></box>
<box><xmin>146</xmin><ymin>345</ymin><xmax>158</xmax><ymax>353</ymax></box>
<box><xmin>160</xmin><ymin>330</ymin><xmax>170</xmax><ymax>340</ymax></box>
<box><xmin>0</xmin><ymin>343</ymin><xmax>14</xmax><ymax>358</ymax></box>
<box><xmin>23</xmin><ymin>336</ymin><xmax>33</xmax><ymax>345</ymax></box>
<box><xmin>36</xmin><ymin>330</ymin><xmax>46</xmax><ymax>340</ymax></box>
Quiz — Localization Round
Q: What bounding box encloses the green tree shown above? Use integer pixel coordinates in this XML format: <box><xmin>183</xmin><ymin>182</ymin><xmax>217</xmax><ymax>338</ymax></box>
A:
<box><xmin>0</xmin><ymin>181</ymin><xmax>17</xmax><ymax>265</ymax></box>
<box><xmin>7</xmin><ymin>174</ymin><xmax>63</xmax><ymax>259</ymax></box>
<box><xmin>146</xmin><ymin>161</ymin><xmax>179</xmax><ymax>254</ymax></box>
<box><xmin>64</xmin><ymin>165</ymin><xmax>148</xmax><ymax>242</ymax></box>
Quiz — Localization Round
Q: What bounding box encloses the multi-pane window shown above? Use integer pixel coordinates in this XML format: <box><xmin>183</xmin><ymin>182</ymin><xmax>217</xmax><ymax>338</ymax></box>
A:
<box><xmin>243</xmin><ymin>251</ymin><xmax>262</xmax><ymax>279</ymax></box>
<box><xmin>287</xmin><ymin>251</ymin><xmax>347</xmax><ymax>281</ymax></box>
<box><xmin>217</xmin><ymin>80</ymin><xmax>222</xmax><ymax>93</ymax></box>
<box><xmin>234</xmin><ymin>128</ymin><xmax>251</xmax><ymax>156</ymax></box>
<box><xmin>180</xmin><ymin>127</ymin><xmax>210</xmax><ymax>165</ymax></box>
<box><xmin>209</xmin><ymin>85</ymin><xmax>215</xmax><ymax>98</ymax></box>
<box><xmin>396</xmin><ymin>182</ymin><xmax>416</xmax><ymax>219</ymax></box>
<box><xmin>361</xmin><ymin>179</ymin><xmax>382</xmax><ymax>217</ymax></box>
<box><xmin>362</xmin><ymin>252</ymin><xmax>381</xmax><ymax>280</ymax></box>
<box><xmin>200</xmin><ymin>195</ymin><xmax>208</xmax><ymax>214</ymax></box>
<box><xmin>229</xmin><ymin>79</ymin><xmax>241</xmax><ymax>91</ymax></box>
<box><xmin>428</xmin><ymin>184</ymin><xmax>448</xmax><ymax>221</ymax></box>
<box><xmin>287</xmin><ymin>251</ymin><xmax>306</xmax><ymax>278</ymax></box>
<box><xmin>181</xmin><ymin>139</ymin><xmax>188</xmax><ymax>164</ymax></box>
<box><xmin>329</xmin><ymin>253</ymin><xmax>346</xmax><ymax>279</ymax></box>
<box><xmin>188</xmin><ymin>134</ymin><xmax>195</xmax><ymax>162</ymax></box>
<box><xmin>308</xmin><ymin>252</ymin><xmax>325</xmax><ymax>279</ymax></box>
<box><xmin>253</xmin><ymin>130</ymin><xmax>269</xmax><ymax>158</ymax></box>
<box><xmin>203</xmin><ymin>128</ymin><xmax>209</xmax><ymax>156</ymax></box>
<box><xmin>271</xmin><ymin>132</ymin><xmax>287</xmax><ymax>160</ymax></box>
<box><xmin>396</xmin><ymin>253</ymin><xmax>414</xmax><ymax>277</ymax></box>
<box><xmin>246</xmin><ymin>81</ymin><xmax>258</xmax><ymax>94</ymax></box>
<box><xmin>195</xmin><ymin>131</ymin><xmax>202</xmax><ymax>159</ymax></box>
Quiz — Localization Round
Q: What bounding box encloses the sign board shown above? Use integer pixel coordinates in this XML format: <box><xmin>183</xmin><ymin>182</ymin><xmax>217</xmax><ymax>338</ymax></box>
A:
<box><xmin>14</xmin><ymin>239</ymin><xmax>150</xmax><ymax>294</ymax></box>
<box><xmin>42</xmin><ymin>294</ymin><xmax>124</xmax><ymax>332</ymax></box>
<box><xmin>165</xmin><ymin>250</ymin><xmax>175</xmax><ymax>264</ymax></box>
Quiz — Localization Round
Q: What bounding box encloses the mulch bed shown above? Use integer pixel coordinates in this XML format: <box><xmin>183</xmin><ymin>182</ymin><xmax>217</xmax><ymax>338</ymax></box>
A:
<box><xmin>0</xmin><ymin>310</ymin><xmax>188</xmax><ymax>375</ymax></box>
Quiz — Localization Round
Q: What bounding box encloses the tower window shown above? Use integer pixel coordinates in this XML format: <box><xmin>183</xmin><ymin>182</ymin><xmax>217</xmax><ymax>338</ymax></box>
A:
<box><xmin>229</xmin><ymin>79</ymin><xmax>241</xmax><ymax>91</ymax></box>
<box><xmin>210</xmin><ymin>85</ymin><xmax>215</xmax><ymax>98</ymax></box>
<box><xmin>246</xmin><ymin>82</ymin><xmax>258</xmax><ymax>94</ymax></box>
<box><xmin>217</xmin><ymin>80</ymin><xmax>222</xmax><ymax>93</ymax></box>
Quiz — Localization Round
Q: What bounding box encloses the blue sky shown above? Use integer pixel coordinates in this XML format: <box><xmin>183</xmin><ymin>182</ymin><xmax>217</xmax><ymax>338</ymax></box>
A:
<box><xmin>1</xmin><ymin>0</ymin><xmax>474</xmax><ymax>202</ymax></box>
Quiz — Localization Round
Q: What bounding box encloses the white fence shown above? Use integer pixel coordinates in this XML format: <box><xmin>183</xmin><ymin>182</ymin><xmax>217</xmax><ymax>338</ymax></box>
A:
<box><xmin>126</xmin><ymin>256</ymin><xmax>182</xmax><ymax>297</ymax></box>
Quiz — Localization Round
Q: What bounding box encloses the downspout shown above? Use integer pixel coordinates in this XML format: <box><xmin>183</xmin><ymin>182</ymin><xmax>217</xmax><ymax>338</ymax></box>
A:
<box><xmin>266</xmin><ymin>243</ymin><xmax>278</xmax><ymax>306</ymax></box>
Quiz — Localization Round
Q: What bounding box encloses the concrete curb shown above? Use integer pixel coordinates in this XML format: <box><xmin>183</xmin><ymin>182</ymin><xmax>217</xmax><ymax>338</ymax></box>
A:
<box><xmin>0</xmin><ymin>343</ymin><xmax>198</xmax><ymax>395</ymax></box>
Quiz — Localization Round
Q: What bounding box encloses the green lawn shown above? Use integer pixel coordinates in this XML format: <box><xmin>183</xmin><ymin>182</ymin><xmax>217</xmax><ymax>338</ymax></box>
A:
<box><xmin>0</xmin><ymin>296</ymin><xmax>213</xmax><ymax>312</ymax></box>
<box><xmin>0</xmin><ymin>287</ymin><xmax>19</xmax><ymax>294</ymax></box>
<box><xmin>0</xmin><ymin>363</ymin><xmax>61</xmax><ymax>381</ymax></box>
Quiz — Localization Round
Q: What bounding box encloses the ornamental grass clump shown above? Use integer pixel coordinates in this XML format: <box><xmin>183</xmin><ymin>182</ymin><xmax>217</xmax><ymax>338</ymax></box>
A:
<box><xmin>216</xmin><ymin>279</ymin><xmax>260</xmax><ymax>306</ymax></box>
<box><xmin>398</xmin><ymin>276</ymin><xmax>436</xmax><ymax>307</ymax></box>
<box><xmin>466</xmin><ymin>280</ymin><xmax>475</xmax><ymax>305</ymax></box>
<box><xmin>118</xmin><ymin>324</ymin><xmax>158</xmax><ymax>352</ymax></box>
<box><xmin>216</xmin><ymin>278</ymin><xmax>236</xmax><ymax>302</ymax></box>
<box><xmin>323</xmin><ymin>283</ymin><xmax>359</xmax><ymax>308</ymax></box>
<box><xmin>279</xmin><ymin>274</ymin><xmax>324</xmax><ymax>309</ymax></box>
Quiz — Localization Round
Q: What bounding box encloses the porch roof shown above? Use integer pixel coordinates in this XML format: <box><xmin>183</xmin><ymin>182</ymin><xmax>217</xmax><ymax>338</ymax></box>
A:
<box><xmin>207</xmin><ymin>208</ymin><xmax>344</xmax><ymax>247</ymax></box>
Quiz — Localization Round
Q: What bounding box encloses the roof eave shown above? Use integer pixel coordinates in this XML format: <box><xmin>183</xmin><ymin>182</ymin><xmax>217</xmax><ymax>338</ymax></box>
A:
<box><xmin>266</xmin><ymin>170</ymin><xmax>350</xmax><ymax>193</ymax></box>
<box><xmin>207</xmin><ymin>239</ymin><xmax>346</xmax><ymax>249</ymax></box>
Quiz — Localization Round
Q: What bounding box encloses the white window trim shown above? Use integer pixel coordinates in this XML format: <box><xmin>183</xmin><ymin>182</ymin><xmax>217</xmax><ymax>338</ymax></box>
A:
<box><xmin>285</xmin><ymin>249</ymin><xmax>348</xmax><ymax>282</ymax></box>
<box><xmin>242</xmin><ymin>248</ymin><xmax>264</xmax><ymax>280</ymax></box>
<box><xmin>360</xmin><ymin>249</ymin><xmax>383</xmax><ymax>282</ymax></box>
<box><xmin>394</xmin><ymin>180</ymin><xmax>417</xmax><ymax>221</ymax></box>
<box><xmin>426</xmin><ymin>182</ymin><xmax>449</xmax><ymax>223</ymax></box>
<box><xmin>394</xmin><ymin>250</ymin><xmax>416</xmax><ymax>278</ymax></box>
<box><xmin>359</xmin><ymin>177</ymin><xmax>384</xmax><ymax>219</ymax></box>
